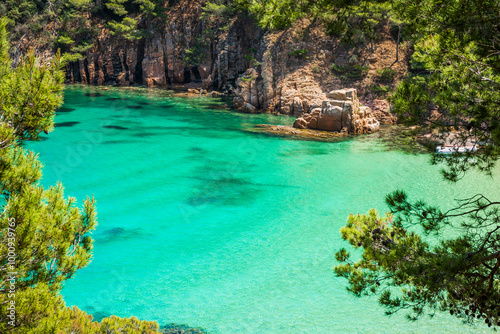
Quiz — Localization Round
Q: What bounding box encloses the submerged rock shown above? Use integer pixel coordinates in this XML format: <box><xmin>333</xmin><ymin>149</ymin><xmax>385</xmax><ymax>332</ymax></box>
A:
<box><xmin>250</xmin><ymin>124</ymin><xmax>350</xmax><ymax>142</ymax></box>
<box><xmin>161</xmin><ymin>323</ymin><xmax>207</xmax><ymax>334</ymax></box>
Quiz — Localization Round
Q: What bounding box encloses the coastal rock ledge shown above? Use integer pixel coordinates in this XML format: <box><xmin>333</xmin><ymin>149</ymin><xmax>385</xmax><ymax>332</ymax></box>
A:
<box><xmin>292</xmin><ymin>88</ymin><xmax>380</xmax><ymax>134</ymax></box>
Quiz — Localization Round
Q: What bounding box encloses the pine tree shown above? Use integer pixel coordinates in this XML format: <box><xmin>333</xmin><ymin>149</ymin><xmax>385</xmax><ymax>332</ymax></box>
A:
<box><xmin>0</xmin><ymin>18</ymin><xmax>159</xmax><ymax>333</ymax></box>
<box><xmin>335</xmin><ymin>0</ymin><xmax>500</xmax><ymax>327</ymax></box>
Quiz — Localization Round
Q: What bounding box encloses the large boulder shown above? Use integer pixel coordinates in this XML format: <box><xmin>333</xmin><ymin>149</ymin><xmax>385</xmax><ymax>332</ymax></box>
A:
<box><xmin>292</xmin><ymin>88</ymin><xmax>380</xmax><ymax>134</ymax></box>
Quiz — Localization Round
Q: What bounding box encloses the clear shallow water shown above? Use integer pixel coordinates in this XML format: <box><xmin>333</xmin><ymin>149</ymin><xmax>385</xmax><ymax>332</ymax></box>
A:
<box><xmin>27</xmin><ymin>86</ymin><xmax>500</xmax><ymax>333</ymax></box>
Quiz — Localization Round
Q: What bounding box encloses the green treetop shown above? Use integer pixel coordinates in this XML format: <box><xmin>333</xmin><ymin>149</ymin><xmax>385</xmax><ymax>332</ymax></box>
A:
<box><xmin>334</xmin><ymin>0</ymin><xmax>500</xmax><ymax>328</ymax></box>
<box><xmin>0</xmin><ymin>18</ymin><xmax>159</xmax><ymax>333</ymax></box>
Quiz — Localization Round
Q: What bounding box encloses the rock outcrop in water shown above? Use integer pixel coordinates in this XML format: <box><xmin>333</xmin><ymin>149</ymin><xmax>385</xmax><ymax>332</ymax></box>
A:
<box><xmin>292</xmin><ymin>88</ymin><xmax>380</xmax><ymax>134</ymax></box>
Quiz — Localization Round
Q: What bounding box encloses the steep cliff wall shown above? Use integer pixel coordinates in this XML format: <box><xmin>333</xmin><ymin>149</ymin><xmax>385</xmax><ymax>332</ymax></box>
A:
<box><xmin>233</xmin><ymin>20</ymin><xmax>408</xmax><ymax>119</ymax></box>
<box><xmin>61</xmin><ymin>5</ymin><xmax>262</xmax><ymax>92</ymax></box>
<box><xmin>11</xmin><ymin>1</ymin><xmax>405</xmax><ymax>130</ymax></box>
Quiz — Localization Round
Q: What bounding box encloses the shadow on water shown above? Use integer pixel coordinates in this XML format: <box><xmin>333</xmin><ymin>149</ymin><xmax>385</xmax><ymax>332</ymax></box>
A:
<box><xmin>27</xmin><ymin>136</ymin><xmax>49</xmax><ymax>142</ymax></box>
<box><xmin>278</xmin><ymin>146</ymin><xmax>332</xmax><ymax>157</ymax></box>
<box><xmin>185</xmin><ymin>171</ymin><xmax>266</xmax><ymax>207</ymax></box>
<box><xmin>186</xmin><ymin>185</ymin><xmax>262</xmax><ymax>207</ymax></box>
<box><xmin>105</xmin><ymin>97</ymin><xmax>129</xmax><ymax>101</ymax></box>
<box><xmin>56</xmin><ymin>107</ymin><xmax>75</xmax><ymax>113</ymax></box>
<box><xmin>84</xmin><ymin>93</ymin><xmax>104</xmax><ymax>97</ymax></box>
<box><xmin>364</xmin><ymin>125</ymin><xmax>428</xmax><ymax>154</ymax></box>
<box><xmin>103</xmin><ymin>125</ymin><xmax>129</xmax><ymax>130</ymax></box>
<box><xmin>102</xmin><ymin>140</ymin><xmax>136</xmax><ymax>145</ymax></box>
<box><xmin>95</xmin><ymin>227</ymin><xmax>150</xmax><ymax>243</ymax></box>
<box><xmin>132</xmin><ymin>132</ymin><xmax>164</xmax><ymax>138</ymax></box>
<box><xmin>55</xmin><ymin>121</ymin><xmax>80</xmax><ymax>128</ymax></box>
<box><xmin>83</xmin><ymin>307</ymin><xmax>111</xmax><ymax>322</ymax></box>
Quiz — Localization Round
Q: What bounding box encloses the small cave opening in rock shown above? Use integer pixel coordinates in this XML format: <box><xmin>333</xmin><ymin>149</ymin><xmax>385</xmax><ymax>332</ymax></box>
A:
<box><xmin>191</xmin><ymin>66</ymin><xmax>202</xmax><ymax>83</ymax></box>
<box><xmin>183</xmin><ymin>67</ymin><xmax>191</xmax><ymax>83</ymax></box>
<box><xmin>135</xmin><ymin>39</ymin><xmax>146</xmax><ymax>85</ymax></box>
<box><xmin>72</xmin><ymin>62</ymin><xmax>81</xmax><ymax>82</ymax></box>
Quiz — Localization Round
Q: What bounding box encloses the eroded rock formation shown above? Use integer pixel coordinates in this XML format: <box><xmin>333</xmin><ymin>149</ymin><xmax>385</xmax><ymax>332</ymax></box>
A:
<box><xmin>60</xmin><ymin>9</ymin><xmax>262</xmax><ymax>92</ymax></box>
<box><xmin>292</xmin><ymin>89</ymin><xmax>380</xmax><ymax>134</ymax></box>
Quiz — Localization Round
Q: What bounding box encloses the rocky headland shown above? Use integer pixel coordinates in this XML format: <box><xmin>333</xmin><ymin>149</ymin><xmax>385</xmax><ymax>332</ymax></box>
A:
<box><xmin>12</xmin><ymin>0</ymin><xmax>405</xmax><ymax>139</ymax></box>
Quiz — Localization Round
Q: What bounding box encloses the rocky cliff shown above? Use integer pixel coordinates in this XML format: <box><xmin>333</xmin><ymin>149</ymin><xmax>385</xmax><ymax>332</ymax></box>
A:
<box><xmin>65</xmin><ymin>17</ymin><xmax>260</xmax><ymax>92</ymax></box>
<box><xmin>230</xmin><ymin>20</ymin><xmax>404</xmax><ymax>133</ymax></box>
<box><xmin>292</xmin><ymin>88</ymin><xmax>380</xmax><ymax>134</ymax></box>
<box><xmin>13</xmin><ymin>1</ymin><xmax>405</xmax><ymax>132</ymax></box>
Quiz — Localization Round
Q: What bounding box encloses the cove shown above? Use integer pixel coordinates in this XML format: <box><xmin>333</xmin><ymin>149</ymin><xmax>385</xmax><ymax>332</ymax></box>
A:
<box><xmin>27</xmin><ymin>86</ymin><xmax>500</xmax><ymax>333</ymax></box>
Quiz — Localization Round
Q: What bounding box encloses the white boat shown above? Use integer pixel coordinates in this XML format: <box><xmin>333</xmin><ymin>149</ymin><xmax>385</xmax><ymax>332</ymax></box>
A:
<box><xmin>436</xmin><ymin>145</ymin><xmax>477</xmax><ymax>154</ymax></box>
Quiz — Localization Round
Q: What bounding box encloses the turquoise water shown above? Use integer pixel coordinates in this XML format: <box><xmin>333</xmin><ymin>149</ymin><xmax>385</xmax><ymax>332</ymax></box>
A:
<box><xmin>27</xmin><ymin>86</ymin><xmax>500</xmax><ymax>333</ymax></box>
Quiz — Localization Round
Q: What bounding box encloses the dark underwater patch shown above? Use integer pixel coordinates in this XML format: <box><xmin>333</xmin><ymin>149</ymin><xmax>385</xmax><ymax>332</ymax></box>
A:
<box><xmin>161</xmin><ymin>324</ymin><xmax>207</xmax><ymax>334</ymax></box>
<box><xmin>104</xmin><ymin>227</ymin><xmax>125</xmax><ymax>237</ymax></box>
<box><xmin>102</xmin><ymin>140</ymin><xmax>135</xmax><ymax>145</ymax></box>
<box><xmin>205</xmin><ymin>104</ymin><xmax>231</xmax><ymax>110</ymax></box>
<box><xmin>56</xmin><ymin>107</ymin><xmax>75</xmax><ymax>113</ymax></box>
<box><xmin>128</xmin><ymin>105</ymin><xmax>144</xmax><ymax>109</ymax></box>
<box><xmin>105</xmin><ymin>97</ymin><xmax>126</xmax><ymax>101</ymax></box>
<box><xmin>103</xmin><ymin>125</ymin><xmax>129</xmax><ymax>130</ymax></box>
<box><xmin>132</xmin><ymin>132</ymin><xmax>164</xmax><ymax>137</ymax></box>
<box><xmin>55</xmin><ymin>121</ymin><xmax>80</xmax><ymax>128</ymax></box>
<box><xmin>96</xmin><ymin>227</ymin><xmax>148</xmax><ymax>244</ymax></box>
<box><xmin>84</xmin><ymin>93</ymin><xmax>104</xmax><ymax>97</ymax></box>
<box><xmin>91</xmin><ymin>311</ymin><xmax>112</xmax><ymax>322</ymax></box>
<box><xmin>28</xmin><ymin>136</ymin><xmax>49</xmax><ymax>142</ymax></box>
<box><xmin>185</xmin><ymin>173</ymin><xmax>263</xmax><ymax>207</ymax></box>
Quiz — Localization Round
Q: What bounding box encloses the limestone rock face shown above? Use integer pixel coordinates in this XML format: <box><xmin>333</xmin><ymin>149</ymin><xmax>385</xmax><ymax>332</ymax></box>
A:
<box><xmin>292</xmin><ymin>89</ymin><xmax>380</xmax><ymax>134</ymax></box>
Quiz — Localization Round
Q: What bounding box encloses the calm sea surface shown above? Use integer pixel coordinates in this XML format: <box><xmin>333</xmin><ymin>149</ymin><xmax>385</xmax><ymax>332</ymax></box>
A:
<box><xmin>27</xmin><ymin>86</ymin><xmax>500</xmax><ymax>333</ymax></box>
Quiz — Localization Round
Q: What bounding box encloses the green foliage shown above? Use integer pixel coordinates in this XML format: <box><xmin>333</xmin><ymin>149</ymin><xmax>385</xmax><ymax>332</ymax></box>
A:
<box><xmin>335</xmin><ymin>0</ymin><xmax>500</xmax><ymax>327</ymax></box>
<box><xmin>202</xmin><ymin>1</ymin><xmax>234</xmax><ymax>19</ymax></box>
<box><xmin>71</xmin><ymin>42</ymin><xmax>94</xmax><ymax>54</ymax></box>
<box><xmin>244</xmin><ymin>53</ymin><xmax>256</xmax><ymax>62</ymax></box>
<box><xmin>391</xmin><ymin>0</ymin><xmax>500</xmax><ymax>181</ymax></box>
<box><xmin>376</xmin><ymin>67</ymin><xmax>397</xmax><ymax>83</ymax></box>
<box><xmin>62</xmin><ymin>52</ymin><xmax>85</xmax><ymax>63</ymax></box>
<box><xmin>105</xmin><ymin>0</ymin><xmax>128</xmax><ymax>16</ymax></box>
<box><xmin>236</xmin><ymin>0</ymin><xmax>391</xmax><ymax>46</ymax></box>
<box><xmin>108</xmin><ymin>17</ymin><xmax>142</xmax><ymax>41</ymax></box>
<box><xmin>234</xmin><ymin>0</ymin><xmax>310</xmax><ymax>30</ymax></box>
<box><xmin>0</xmin><ymin>19</ymin><xmax>160</xmax><ymax>333</ymax></box>
<box><xmin>133</xmin><ymin>0</ymin><xmax>166</xmax><ymax>18</ymax></box>
<box><xmin>336</xmin><ymin>192</ymin><xmax>500</xmax><ymax>326</ymax></box>
<box><xmin>0</xmin><ymin>0</ymin><xmax>37</xmax><ymax>23</ymax></box>
<box><xmin>331</xmin><ymin>63</ymin><xmax>368</xmax><ymax>79</ymax></box>
<box><xmin>241</xmin><ymin>75</ymin><xmax>255</xmax><ymax>82</ymax></box>
<box><xmin>320</xmin><ymin>1</ymin><xmax>391</xmax><ymax>45</ymax></box>
<box><xmin>184</xmin><ymin>45</ymin><xmax>205</xmax><ymax>66</ymax></box>
<box><xmin>368</xmin><ymin>84</ymin><xmax>390</xmax><ymax>94</ymax></box>
<box><xmin>67</xmin><ymin>0</ymin><xmax>93</xmax><ymax>11</ymax></box>
<box><xmin>0</xmin><ymin>17</ymin><xmax>94</xmax><ymax>330</ymax></box>
<box><xmin>57</xmin><ymin>35</ymin><xmax>75</xmax><ymax>45</ymax></box>
<box><xmin>288</xmin><ymin>49</ymin><xmax>309</xmax><ymax>58</ymax></box>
